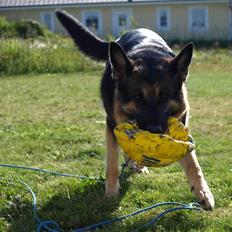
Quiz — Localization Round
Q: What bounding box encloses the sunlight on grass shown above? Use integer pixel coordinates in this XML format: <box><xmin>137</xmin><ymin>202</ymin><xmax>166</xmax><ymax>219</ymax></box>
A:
<box><xmin>0</xmin><ymin>50</ymin><xmax>232</xmax><ymax>231</ymax></box>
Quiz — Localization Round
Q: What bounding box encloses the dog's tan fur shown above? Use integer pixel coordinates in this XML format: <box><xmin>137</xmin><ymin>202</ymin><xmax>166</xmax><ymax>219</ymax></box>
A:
<box><xmin>56</xmin><ymin>10</ymin><xmax>215</xmax><ymax>210</ymax></box>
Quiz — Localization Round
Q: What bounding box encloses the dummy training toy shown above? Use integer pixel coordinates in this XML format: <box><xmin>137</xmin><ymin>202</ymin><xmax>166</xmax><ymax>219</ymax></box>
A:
<box><xmin>114</xmin><ymin>117</ymin><xmax>195</xmax><ymax>167</ymax></box>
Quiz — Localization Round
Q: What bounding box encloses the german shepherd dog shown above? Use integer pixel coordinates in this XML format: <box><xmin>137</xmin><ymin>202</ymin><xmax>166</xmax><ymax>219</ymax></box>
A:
<box><xmin>56</xmin><ymin>10</ymin><xmax>214</xmax><ymax>210</ymax></box>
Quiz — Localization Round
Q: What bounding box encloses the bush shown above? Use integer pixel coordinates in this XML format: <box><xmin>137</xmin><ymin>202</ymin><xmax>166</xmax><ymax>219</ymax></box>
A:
<box><xmin>0</xmin><ymin>38</ymin><xmax>103</xmax><ymax>75</ymax></box>
<box><xmin>0</xmin><ymin>17</ymin><xmax>48</xmax><ymax>39</ymax></box>
<box><xmin>0</xmin><ymin>17</ymin><xmax>14</xmax><ymax>38</ymax></box>
<box><xmin>0</xmin><ymin>17</ymin><xmax>103</xmax><ymax>75</ymax></box>
<box><xmin>167</xmin><ymin>39</ymin><xmax>232</xmax><ymax>49</ymax></box>
<box><xmin>13</xmin><ymin>21</ymin><xmax>46</xmax><ymax>38</ymax></box>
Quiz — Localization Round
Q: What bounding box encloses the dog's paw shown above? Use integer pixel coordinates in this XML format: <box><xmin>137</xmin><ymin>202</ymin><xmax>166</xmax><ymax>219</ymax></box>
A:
<box><xmin>127</xmin><ymin>160</ymin><xmax>149</xmax><ymax>174</ymax></box>
<box><xmin>192</xmin><ymin>181</ymin><xmax>215</xmax><ymax>210</ymax></box>
<box><xmin>105</xmin><ymin>180</ymin><xmax>120</xmax><ymax>198</ymax></box>
<box><xmin>138</xmin><ymin>166</ymin><xmax>150</xmax><ymax>174</ymax></box>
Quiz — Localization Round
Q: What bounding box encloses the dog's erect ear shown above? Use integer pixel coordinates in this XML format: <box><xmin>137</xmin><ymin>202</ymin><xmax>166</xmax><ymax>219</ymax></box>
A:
<box><xmin>173</xmin><ymin>42</ymin><xmax>193</xmax><ymax>72</ymax></box>
<box><xmin>109</xmin><ymin>42</ymin><xmax>132</xmax><ymax>80</ymax></box>
<box><xmin>170</xmin><ymin>42</ymin><xmax>193</xmax><ymax>86</ymax></box>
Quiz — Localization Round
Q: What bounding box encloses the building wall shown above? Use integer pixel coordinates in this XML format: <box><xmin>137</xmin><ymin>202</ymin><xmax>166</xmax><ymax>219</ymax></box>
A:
<box><xmin>132</xmin><ymin>3</ymin><xmax>230</xmax><ymax>40</ymax></box>
<box><xmin>0</xmin><ymin>2</ymin><xmax>230</xmax><ymax>40</ymax></box>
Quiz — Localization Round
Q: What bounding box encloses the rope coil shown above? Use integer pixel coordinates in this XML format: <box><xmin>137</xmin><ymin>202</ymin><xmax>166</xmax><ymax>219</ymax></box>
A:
<box><xmin>0</xmin><ymin>163</ymin><xmax>202</xmax><ymax>231</ymax></box>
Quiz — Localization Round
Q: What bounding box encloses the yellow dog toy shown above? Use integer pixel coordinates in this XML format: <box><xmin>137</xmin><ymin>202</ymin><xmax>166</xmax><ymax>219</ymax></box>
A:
<box><xmin>114</xmin><ymin>117</ymin><xmax>195</xmax><ymax>167</ymax></box>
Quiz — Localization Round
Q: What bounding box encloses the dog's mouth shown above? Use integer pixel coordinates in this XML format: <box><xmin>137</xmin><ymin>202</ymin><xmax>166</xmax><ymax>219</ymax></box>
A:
<box><xmin>145</xmin><ymin>126</ymin><xmax>163</xmax><ymax>133</ymax></box>
<box><xmin>136</xmin><ymin>122</ymin><xmax>168</xmax><ymax>134</ymax></box>
<box><xmin>127</xmin><ymin>110</ymin><xmax>170</xmax><ymax>134</ymax></box>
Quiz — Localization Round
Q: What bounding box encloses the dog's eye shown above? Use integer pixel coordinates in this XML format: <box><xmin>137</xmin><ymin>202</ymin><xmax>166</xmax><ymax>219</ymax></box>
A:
<box><xmin>133</xmin><ymin>93</ymin><xmax>144</xmax><ymax>103</ymax></box>
<box><xmin>159</xmin><ymin>92</ymin><xmax>170</xmax><ymax>102</ymax></box>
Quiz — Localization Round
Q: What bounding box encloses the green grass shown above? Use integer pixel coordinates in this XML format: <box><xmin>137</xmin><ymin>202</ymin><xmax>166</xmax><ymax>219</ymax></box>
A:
<box><xmin>0</xmin><ymin>49</ymin><xmax>232</xmax><ymax>232</ymax></box>
<box><xmin>0</xmin><ymin>38</ymin><xmax>103</xmax><ymax>75</ymax></box>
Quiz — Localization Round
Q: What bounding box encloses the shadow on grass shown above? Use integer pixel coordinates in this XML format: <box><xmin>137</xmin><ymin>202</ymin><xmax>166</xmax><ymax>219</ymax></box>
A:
<box><xmin>1</xmin><ymin>171</ymin><xmax>206</xmax><ymax>232</ymax></box>
<box><xmin>128</xmin><ymin>211</ymin><xmax>206</xmax><ymax>232</ymax></box>
<box><xmin>39</xmin><ymin>171</ymin><xmax>134</xmax><ymax>231</ymax></box>
<box><xmin>1</xmin><ymin>171</ymin><xmax>132</xmax><ymax>232</ymax></box>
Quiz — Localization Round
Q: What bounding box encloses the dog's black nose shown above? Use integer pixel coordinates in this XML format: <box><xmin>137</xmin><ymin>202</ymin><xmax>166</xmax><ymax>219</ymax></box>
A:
<box><xmin>146</xmin><ymin>126</ymin><xmax>163</xmax><ymax>133</ymax></box>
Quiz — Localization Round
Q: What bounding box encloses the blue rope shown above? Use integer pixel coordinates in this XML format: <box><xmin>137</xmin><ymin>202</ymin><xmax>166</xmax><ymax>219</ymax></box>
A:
<box><xmin>0</xmin><ymin>163</ymin><xmax>202</xmax><ymax>231</ymax></box>
<box><xmin>73</xmin><ymin>202</ymin><xmax>202</xmax><ymax>232</ymax></box>
<box><xmin>0</xmin><ymin>177</ymin><xmax>62</xmax><ymax>232</ymax></box>
<box><xmin>134</xmin><ymin>203</ymin><xmax>201</xmax><ymax>232</ymax></box>
<box><xmin>0</xmin><ymin>163</ymin><xmax>102</xmax><ymax>181</ymax></box>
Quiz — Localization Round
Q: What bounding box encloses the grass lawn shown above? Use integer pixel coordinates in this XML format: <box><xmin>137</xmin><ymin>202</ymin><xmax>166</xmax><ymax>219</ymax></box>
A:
<box><xmin>0</xmin><ymin>49</ymin><xmax>232</xmax><ymax>232</ymax></box>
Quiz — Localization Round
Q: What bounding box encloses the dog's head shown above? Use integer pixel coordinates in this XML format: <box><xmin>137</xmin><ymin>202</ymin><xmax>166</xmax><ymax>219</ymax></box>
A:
<box><xmin>109</xmin><ymin>42</ymin><xmax>193</xmax><ymax>133</ymax></box>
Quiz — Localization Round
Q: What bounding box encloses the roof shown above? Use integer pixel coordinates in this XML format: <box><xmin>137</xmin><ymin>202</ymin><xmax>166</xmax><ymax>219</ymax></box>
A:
<box><xmin>0</xmin><ymin>0</ymin><xmax>228</xmax><ymax>9</ymax></box>
<box><xmin>0</xmin><ymin>0</ymin><xmax>124</xmax><ymax>8</ymax></box>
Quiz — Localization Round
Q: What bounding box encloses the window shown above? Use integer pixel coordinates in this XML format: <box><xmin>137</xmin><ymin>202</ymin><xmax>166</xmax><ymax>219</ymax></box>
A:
<box><xmin>157</xmin><ymin>8</ymin><xmax>170</xmax><ymax>31</ymax></box>
<box><xmin>189</xmin><ymin>7</ymin><xmax>208</xmax><ymax>31</ymax></box>
<box><xmin>118</xmin><ymin>13</ymin><xmax>127</xmax><ymax>26</ymax></box>
<box><xmin>40</xmin><ymin>12</ymin><xmax>54</xmax><ymax>31</ymax></box>
<box><xmin>82</xmin><ymin>11</ymin><xmax>102</xmax><ymax>35</ymax></box>
<box><xmin>112</xmin><ymin>9</ymin><xmax>132</xmax><ymax>36</ymax></box>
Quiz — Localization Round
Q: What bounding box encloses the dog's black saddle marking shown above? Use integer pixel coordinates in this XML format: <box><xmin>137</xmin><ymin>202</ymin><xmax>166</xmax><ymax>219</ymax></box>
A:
<box><xmin>117</xmin><ymin>28</ymin><xmax>175</xmax><ymax>58</ymax></box>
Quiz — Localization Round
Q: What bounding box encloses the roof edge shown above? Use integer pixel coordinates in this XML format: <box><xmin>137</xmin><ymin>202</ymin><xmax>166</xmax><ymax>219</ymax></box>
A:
<box><xmin>0</xmin><ymin>0</ymin><xmax>229</xmax><ymax>11</ymax></box>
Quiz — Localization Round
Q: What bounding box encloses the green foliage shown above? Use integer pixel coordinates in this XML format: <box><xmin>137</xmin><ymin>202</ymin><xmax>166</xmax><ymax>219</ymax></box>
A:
<box><xmin>169</xmin><ymin>39</ymin><xmax>232</xmax><ymax>49</ymax></box>
<box><xmin>0</xmin><ymin>50</ymin><xmax>232</xmax><ymax>232</ymax></box>
<box><xmin>13</xmin><ymin>20</ymin><xmax>46</xmax><ymax>39</ymax></box>
<box><xmin>0</xmin><ymin>16</ymin><xmax>48</xmax><ymax>39</ymax></box>
<box><xmin>0</xmin><ymin>17</ymin><xmax>13</xmax><ymax>38</ymax></box>
<box><xmin>0</xmin><ymin>38</ymin><xmax>102</xmax><ymax>75</ymax></box>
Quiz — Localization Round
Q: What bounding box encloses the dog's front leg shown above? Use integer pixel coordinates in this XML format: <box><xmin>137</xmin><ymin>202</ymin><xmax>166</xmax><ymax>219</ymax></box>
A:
<box><xmin>105</xmin><ymin>126</ymin><xmax>120</xmax><ymax>197</ymax></box>
<box><xmin>179</xmin><ymin>150</ymin><xmax>215</xmax><ymax>210</ymax></box>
